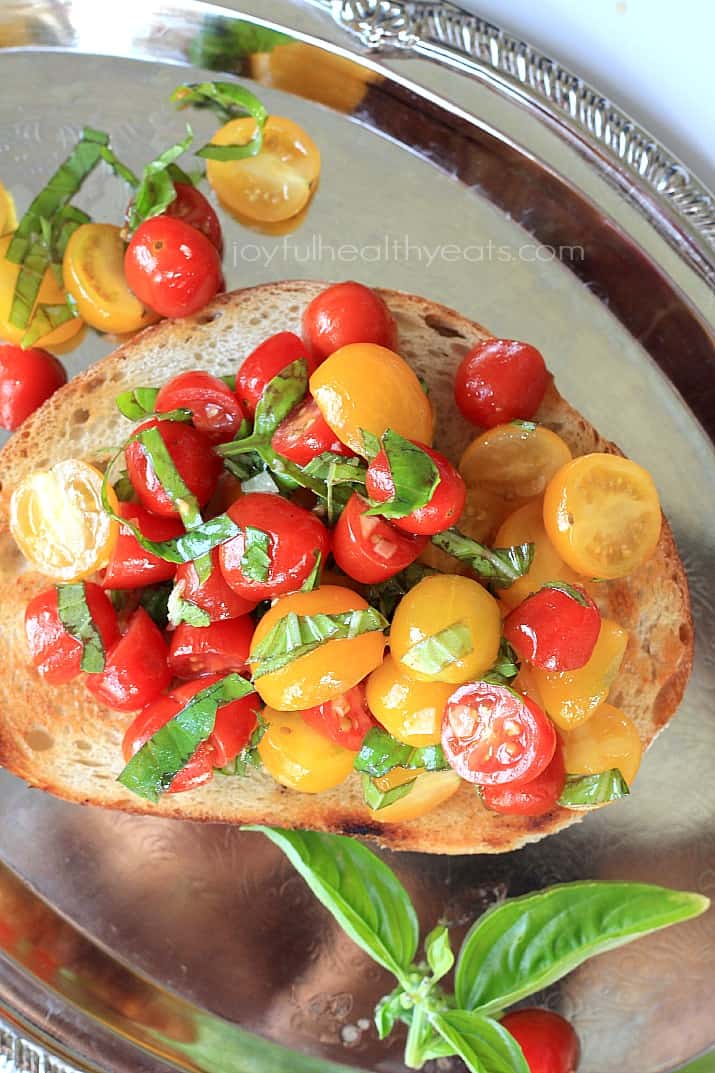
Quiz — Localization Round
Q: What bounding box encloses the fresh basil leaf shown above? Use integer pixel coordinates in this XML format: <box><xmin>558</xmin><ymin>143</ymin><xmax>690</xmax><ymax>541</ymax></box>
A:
<box><xmin>301</xmin><ymin>452</ymin><xmax>367</xmax><ymax>523</ymax></box>
<box><xmin>119</xmin><ymin>673</ymin><xmax>254</xmax><ymax>801</ymax></box>
<box><xmin>193</xmin><ymin>552</ymin><xmax>214</xmax><ymax>587</ymax></box>
<box><xmin>366</xmin><ymin>563</ymin><xmax>437</xmax><ymax>621</ymax></box>
<box><xmin>511</xmin><ymin>419</ymin><xmax>538</xmax><ymax>432</ymax></box>
<box><xmin>188</xmin><ymin>19</ymin><xmax>292</xmax><ymax>69</ymax></box>
<box><xmin>424</xmin><ymin>925</ymin><xmax>454</xmax><ymax>983</ymax></box>
<box><xmin>253</xmin><ymin>359</ymin><xmax>309</xmax><ymax>439</ymax></box>
<box><xmin>240</xmin><ymin>469</ymin><xmax>281</xmax><ymax>495</ymax></box>
<box><xmin>455</xmin><ymin>882</ymin><xmax>710</xmax><ymax>1015</ymax></box>
<box><xmin>365</xmin><ymin>430</ymin><xmax>439</xmax><ymax>520</ymax></box>
<box><xmin>126</xmin><ymin>129</ymin><xmax>194</xmax><ymax>233</ymax></box>
<box><xmin>431</xmin><ymin>528</ymin><xmax>534</xmax><ymax>588</ymax></box>
<box><xmin>167</xmin><ymin>582</ymin><xmax>212</xmax><ymax>628</ymax></box>
<box><xmin>113</xmin><ymin>474</ymin><xmax>136</xmax><ymax>502</ymax></box>
<box><xmin>56</xmin><ymin>583</ymin><xmax>106</xmax><ymax>673</ymax></box>
<box><xmin>559</xmin><ymin>769</ymin><xmax>630</xmax><ymax>809</ymax></box>
<box><xmin>99</xmin><ymin>146</ymin><xmax>140</xmax><ymax>187</ymax></box>
<box><xmin>9</xmin><ymin>241</ymin><xmax>50</xmax><ymax>332</ymax></box>
<box><xmin>483</xmin><ymin>638</ymin><xmax>520</xmax><ymax>686</ymax></box>
<box><xmin>171</xmin><ymin>81</ymin><xmax>268</xmax><ymax>159</ymax></box>
<box><xmin>245</xmin><ymin>827</ymin><xmax>419</xmax><ymax>978</ymax></box>
<box><xmin>22</xmin><ymin>301</ymin><xmax>78</xmax><ymax>348</ymax></box>
<box><xmin>135</xmin><ymin>426</ymin><xmax>203</xmax><ymax>530</ymax></box>
<box><xmin>116</xmin><ymin>387</ymin><xmax>160</xmax><ymax>421</ymax></box>
<box><xmin>138</xmin><ymin>582</ymin><xmax>173</xmax><ymax>629</ymax></box>
<box><xmin>218</xmin><ymin>711</ymin><xmax>266</xmax><ymax>776</ymax></box>
<box><xmin>355</xmin><ymin>727</ymin><xmax>448</xmax><ymax>778</ymax></box>
<box><xmin>250</xmin><ymin>607</ymin><xmax>387</xmax><ymax>679</ymax></box>
<box><xmin>401</xmin><ymin>621</ymin><xmax>473</xmax><ymax>676</ymax></box>
<box><xmin>543</xmin><ymin>580</ymin><xmax>590</xmax><ymax>606</ymax></box>
<box><xmin>430</xmin><ymin>1011</ymin><xmax>530</xmax><ymax>1073</ymax></box>
<box><xmin>301</xmin><ymin>551</ymin><xmax>322</xmax><ymax>592</ymax></box>
<box><xmin>360</xmin><ymin>428</ymin><xmax>381</xmax><ymax>461</ymax></box>
<box><xmin>220</xmin><ymin>373</ymin><xmax>237</xmax><ymax>391</ymax></box>
<box><xmin>362</xmin><ymin>773</ymin><xmax>417</xmax><ymax>811</ymax></box>
<box><xmin>240</xmin><ymin>525</ymin><xmax>271</xmax><ymax>583</ymax></box>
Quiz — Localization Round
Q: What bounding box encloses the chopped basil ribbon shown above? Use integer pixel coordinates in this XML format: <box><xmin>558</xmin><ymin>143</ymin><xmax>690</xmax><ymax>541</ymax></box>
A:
<box><xmin>240</xmin><ymin>525</ymin><xmax>271</xmax><ymax>583</ymax></box>
<box><xmin>56</xmin><ymin>583</ymin><xmax>106</xmax><ymax>673</ymax></box>
<box><xmin>98</xmin><ymin>146</ymin><xmax>140</xmax><ymax>187</ymax></box>
<box><xmin>229</xmin><ymin>359</ymin><xmax>309</xmax><ymax>449</ymax></box>
<box><xmin>250</xmin><ymin>607</ymin><xmax>388</xmax><ymax>679</ymax></box>
<box><xmin>366</xmin><ymin>563</ymin><xmax>437</xmax><ymax>621</ymax></box>
<box><xmin>193</xmin><ymin>552</ymin><xmax>214</xmax><ymax>586</ymax></box>
<box><xmin>135</xmin><ymin>427</ymin><xmax>203</xmax><ymax>530</ymax></box>
<box><xmin>482</xmin><ymin>638</ymin><xmax>520</xmax><ymax>686</ymax></box>
<box><xmin>115</xmin><ymin>387</ymin><xmax>161</xmax><ymax>421</ymax></box>
<box><xmin>559</xmin><ymin>769</ymin><xmax>630</xmax><ymax>809</ymax></box>
<box><xmin>221</xmin><ymin>373</ymin><xmax>237</xmax><ymax>392</ymax></box>
<box><xmin>302</xmin><ymin>453</ymin><xmax>367</xmax><ymax>523</ymax></box>
<box><xmin>138</xmin><ymin>582</ymin><xmax>173</xmax><ymax>629</ymax></box>
<box><xmin>217</xmin><ymin>712</ymin><xmax>267</xmax><ymax>777</ymax></box>
<box><xmin>543</xmin><ymin>580</ymin><xmax>590</xmax><ymax>606</ymax></box>
<box><xmin>355</xmin><ymin>728</ymin><xmax>449</xmax><ymax>778</ymax></box>
<box><xmin>118</xmin><ymin>673</ymin><xmax>254</xmax><ymax>802</ymax></box>
<box><xmin>511</xmin><ymin>419</ymin><xmax>538</xmax><ymax>431</ymax></box>
<box><xmin>171</xmin><ymin>81</ymin><xmax>268</xmax><ymax>160</ymax></box>
<box><xmin>301</xmin><ymin>551</ymin><xmax>323</xmax><ymax>592</ymax></box>
<box><xmin>365</xmin><ymin>430</ymin><xmax>439</xmax><ymax>520</ymax></box>
<box><xmin>431</xmin><ymin>528</ymin><xmax>534</xmax><ymax>588</ymax></box>
<box><xmin>189</xmin><ymin>22</ymin><xmax>292</xmax><ymax>70</ymax></box>
<box><xmin>360</xmin><ymin>428</ymin><xmax>381</xmax><ymax>461</ymax></box>
<box><xmin>125</xmin><ymin>128</ymin><xmax>195</xmax><ymax>233</ymax></box>
<box><xmin>362</xmin><ymin>773</ymin><xmax>417</xmax><ymax>812</ymax></box>
<box><xmin>167</xmin><ymin>581</ymin><xmax>211</xmax><ymax>628</ymax></box>
<box><xmin>21</xmin><ymin>301</ymin><xmax>77</xmax><ymax>348</ymax></box>
<box><xmin>400</xmin><ymin>621</ymin><xmax>473</xmax><ymax>676</ymax></box>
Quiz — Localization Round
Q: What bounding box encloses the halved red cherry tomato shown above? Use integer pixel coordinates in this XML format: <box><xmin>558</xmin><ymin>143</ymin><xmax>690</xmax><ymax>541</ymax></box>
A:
<box><xmin>155</xmin><ymin>370</ymin><xmax>245</xmax><ymax>445</ymax></box>
<box><xmin>124</xmin><ymin>216</ymin><xmax>223</xmax><ymax>319</ymax></box>
<box><xmin>301</xmin><ymin>683</ymin><xmax>374</xmax><ymax>751</ymax></box>
<box><xmin>168</xmin><ymin>616</ymin><xmax>255</xmax><ymax>679</ymax></box>
<box><xmin>481</xmin><ymin>746</ymin><xmax>565</xmax><ymax>816</ymax></box>
<box><xmin>219</xmin><ymin>492</ymin><xmax>330</xmax><ymax>600</ymax></box>
<box><xmin>271</xmin><ymin>395</ymin><xmax>354</xmax><ymax>466</ymax></box>
<box><xmin>25</xmin><ymin>584</ymin><xmax>119</xmax><ymax>685</ymax></box>
<box><xmin>125</xmin><ymin>419</ymin><xmax>223</xmax><ymax>519</ymax></box>
<box><xmin>103</xmin><ymin>502</ymin><xmax>184</xmax><ymax>589</ymax></box>
<box><xmin>500</xmin><ymin>1009</ymin><xmax>580</xmax><ymax>1073</ymax></box>
<box><xmin>454</xmin><ymin>339</ymin><xmax>549</xmax><ymax>428</ymax></box>
<box><xmin>365</xmin><ymin>441</ymin><xmax>466</xmax><ymax>536</ymax></box>
<box><xmin>236</xmin><ymin>332</ymin><xmax>316</xmax><ymax>416</ymax></box>
<box><xmin>173</xmin><ymin>547</ymin><xmax>256</xmax><ymax>621</ymax></box>
<box><xmin>165</xmin><ymin>183</ymin><xmax>223</xmax><ymax>253</ymax></box>
<box><xmin>0</xmin><ymin>344</ymin><xmax>66</xmax><ymax>430</ymax></box>
<box><xmin>332</xmin><ymin>493</ymin><xmax>427</xmax><ymax>583</ymax></box>
<box><xmin>171</xmin><ymin>674</ymin><xmax>259</xmax><ymax>769</ymax></box>
<box><xmin>302</xmin><ymin>282</ymin><xmax>397</xmax><ymax>363</ymax></box>
<box><xmin>87</xmin><ymin>607</ymin><xmax>170</xmax><ymax>712</ymax></box>
<box><xmin>504</xmin><ymin>583</ymin><xmax>601</xmax><ymax>672</ymax></box>
<box><xmin>122</xmin><ymin>695</ymin><xmax>215</xmax><ymax>794</ymax></box>
<box><xmin>442</xmin><ymin>682</ymin><xmax>556</xmax><ymax>786</ymax></box>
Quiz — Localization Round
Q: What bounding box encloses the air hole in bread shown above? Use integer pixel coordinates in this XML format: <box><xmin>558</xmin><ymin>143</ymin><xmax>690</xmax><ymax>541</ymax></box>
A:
<box><xmin>679</xmin><ymin>623</ymin><xmax>691</xmax><ymax>644</ymax></box>
<box><xmin>74</xmin><ymin>740</ymin><xmax>91</xmax><ymax>751</ymax></box>
<box><xmin>195</xmin><ymin>311</ymin><xmax>222</xmax><ymax>325</ymax></box>
<box><xmin>73</xmin><ymin>409</ymin><xmax>89</xmax><ymax>425</ymax></box>
<box><xmin>424</xmin><ymin>314</ymin><xmax>465</xmax><ymax>339</ymax></box>
<box><xmin>24</xmin><ymin>728</ymin><xmax>54</xmax><ymax>751</ymax></box>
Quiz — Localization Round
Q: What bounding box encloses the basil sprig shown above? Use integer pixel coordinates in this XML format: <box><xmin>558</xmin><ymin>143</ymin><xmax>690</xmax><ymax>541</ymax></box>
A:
<box><xmin>364</xmin><ymin>430</ymin><xmax>440</xmax><ymax>520</ymax></box>
<box><xmin>248</xmin><ymin>828</ymin><xmax>709</xmax><ymax>1073</ymax></box>
<box><xmin>251</xmin><ymin>607</ymin><xmax>388</xmax><ymax>679</ymax></box>
<box><xmin>559</xmin><ymin>769</ymin><xmax>630</xmax><ymax>809</ymax></box>
<box><xmin>362</xmin><ymin>773</ymin><xmax>417</xmax><ymax>811</ymax></box>
<box><xmin>401</xmin><ymin>621</ymin><xmax>473</xmax><ymax>676</ymax></box>
<box><xmin>56</xmin><ymin>583</ymin><xmax>106</xmax><ymax>673</ymax></box>
<box><xmin>135</xmin><ymin>426</ymin><xmax>203</xmax><ymax>529</ymax></box>
<box><xmin>125</xmin><ymin>128</ymin><xmax>195</xmax><ymax>233</ymax></box>
<box><xmin>355</xmin><ymin>727</ymin><xmax>448</xmax><ymax>778</ymax></box>
<box><xmin>431</xmin><ymin>528</ymin><xmax>534</xmax><ymax>588</ymax></box>
<box><xmin>171</xmin><ymin>80</ymin><xmax>268</xmax><ymax>160</ymax></box>
<box><xmin>118</xmin><ymin>673</ymin><xmax>254</xmax><ymax>802</ymax></box>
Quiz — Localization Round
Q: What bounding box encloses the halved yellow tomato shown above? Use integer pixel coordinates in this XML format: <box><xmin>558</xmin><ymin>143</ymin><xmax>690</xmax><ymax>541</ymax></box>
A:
<box><xmin>0</xmin><ymin>181</ymin><xmax>17</xmax><ymax>235</ymax></box>
<box><xmin>561</xmin><ymin>702</ymin><xmax>642</xmax><ymax>786</ymax></box>
<box><xmin>63</xmin><ymin>223</ymin><xmax>157</xmax><ymax>334</ymax></box>
<box><xmin>459</xmin><ymin>423</ymin><xmax>572</xmax><ymax>505</ymax></box>
<box><xmin>10</xmin><ymin>460</ymin><xmax>118</xmax><ymax>582</ymax></box>
<box><xmin>367</xmin><ymin>769</ymin><xmax>462</xmax><ymax>823</ymax></box>
<box><xmin>543</xmin><ymin>454</ymin><xmax>661</xmax><ymax>580</ymax></box>
<box><xmin>249</xmin><ymin>43</ymin><xmax>379</xmax><ymax>114</ymax></box>
<box><xmin>495</xmin><ymin>499</ymin><xmax>580</xmax><ymax>609</ymax></box>
<box><xmin>258</xmin><ymin>708</ymin><xmax>355</xmax><ymax>793</ymax></box>
<box><xmin>206</xmin><ymin>116</ymin><xmax>320</xmax><ymax>224</ymax></box>
<box><xmin>0</xmin><ymin>234</ymin><xmax>83</xmax><ymax>350</ymax></box>
<box><xmin>366</xmin><ymin>654</ymin><xmax>453</xmax><ymax>747</ymax></box>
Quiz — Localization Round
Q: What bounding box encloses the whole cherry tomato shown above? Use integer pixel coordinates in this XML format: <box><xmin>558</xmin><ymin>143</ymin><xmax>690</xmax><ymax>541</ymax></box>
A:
<box><xmin>122</xmin><ymin>695</ymin><xmax>215</xmax><ymax>794</ymax></box>
<box><xmin>454</xmin><ymin>339</ymin><xmax>549</xmax><ymax>428</ymax></box>
<box><xmin>168</xmin><ymin>616</ymin><xmax>255</xmax><ymax>679</ymax></box>
<box><xmin>442</xmin><ymin>682</ymin><xmax>556</xmax><ymax>786</ymax></box>
<box><xmin>0</xmin><ymin>344</ymin><xmax>66</xmax><ymax>430</ymax></box>
<box><xmin>302</xmin><ymin>282</ymin><xmax>397</xmax><ymax>363</ymax></box>
<box><xmin>124</xmin><ymin>216</ymin><xmax>223</xmax><ymax>319</ymax></box>
<box><xmin>165</xmin><ymin>182</ymin><xmax>223</xmax><ymax>252</ymax></box>
<box><xmin>87</xmin><ymin>608</ymin><xmax>170</xmax><ymax>712</ymax></box>
<box><xmin>332</xmin><ymin>493</ymin><xmax>427</xmax><ymax>584</ymax></box>
<box><xmin>504</xmin><ymin>583</ymin><xmax>601</xmax><ymax>672</ymax></box>
<box><xmin>155</xmin><ymin>370</ymin><xmax>245</xmax><ymax>444</ymax></box>
<box><xmin>500</xmin><ymin>1009</ymin><xmax>580</xmax><ymax>1073</ymax></box>
<box><xmin>103</xmin><ymin>502</ymin><xmax>184</xmax><ymax>589</ymax></box>
<box><xmin>171</xmin><ymin>674</ymin><xmax>259</xmax><ymax>769</ymax></box>
<box><xmin>236</xmin><ymin>332</ymin><xmax>316</xmax><ymax>417</ymax></box>
<box><xmin>173</xmin><ymin>547</ymin><xmax>256</xmax><ymax>621</ymax></box>
<box><xmin>365</xmin><ymin>441</ymin><xmax>466</xmax><ymax>536</ymax></box>
<box><xmin>125</xmin><ymin>419</ymin><xmax>223</xmax><ymax>519</ymax></box>
<box><xmin>25</xmin><ymin>584</ymin><xmax>119</xmax><ymax>685</ymax></box>
<box><xmin>481</xmin><ymin>746</ymin><xmax>565</xmax><ymax>816</ymax></box>
<box><xmin>219</xmin><ymin>492</ymin><xmax>330</xmax><ymax>600</ymax></box>
<box><xmin>271</xmin><ymin>395</ymin><xmax>354</xmax><ymax>466</ymax></box>
<box><xmin>301</xmin><ymin>683</ymin><xmax>374</xmax><ymax>751</ymax></box>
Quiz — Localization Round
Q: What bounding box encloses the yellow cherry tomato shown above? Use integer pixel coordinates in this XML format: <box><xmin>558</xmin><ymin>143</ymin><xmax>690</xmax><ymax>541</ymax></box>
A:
<box><xmin>0</xmin><ymin>181</ymin><xmax>17</xmax><ymax>235</ymax></box>
<box><xmin>367</xmin><ymin>769</ymin><xmax>462</xmax><ymax>823</ymax></box>
<box><xmin>532</xmin><ymin>618</ymin><xmax>629</xmax><ymax>730</ymax></box>
<box><xmin>63</xmin><ymin>223</ymin><xmax>157</xmax><ymax>334</ymax></box>
<box><xmin>543</xmin><ymin>454</ymin><xmax>662</xmax><ymax>580</ymax></box>
<box><xmin>249</xmin><ymin>43</ymin><xmax>378</xmax><ymax>113</ymax></box>
<box><xmin>310</xmin><ymin>343</ymin><xmax>433</xmax><ymax>455</ymax></box>
<box><xmin>206</xmin><ymin>116</ymin><xmax>320</xmax><ymax>224</ymax></box>
<box><xmin>258</xmin><ymin>707</ymin><xmax>355</xmax><ymax>793</ymax></box>
<box><xmin>495</xmin><ymin>499</ymin><xmax>580</xmax><ymax>610</ymax></box>
<box><xmin>460</xmin><ymin>423</ymin><xmax>572</xmax><ymax>505</ymax></box>
<box><xmin>10</xmin><ymin>460</ymin><xmax>119</xmax><ymax>582</ymax></box>
<box><xmin>366</xmin><ymin>654</ymin><xmax>453</xmax><ymax>747</ymax></box>
<box><xmin>250</xmin><ymin>585</ymin><xmax>386</xmax><ymax>710</ymax></box>
<box><xmin>0</xmin><ymin>234</ymin><xmax>83</xmax><ymax>350</ymax></box>
<box><xmin>561</xmin><ymin>703</ymin><xmax>642</xmax><ymax>786</ymax></box>
<box><xmin>390</xmin><ymin>574</ymin><xmax>501</xmax><ymax>685</ymax></box>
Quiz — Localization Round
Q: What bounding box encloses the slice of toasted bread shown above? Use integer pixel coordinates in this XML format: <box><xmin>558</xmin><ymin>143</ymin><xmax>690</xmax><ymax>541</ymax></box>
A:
<box><xmin>0</xmin><ymin>283</ymin><xmax>692</xmax><ymax>853</ymax></box>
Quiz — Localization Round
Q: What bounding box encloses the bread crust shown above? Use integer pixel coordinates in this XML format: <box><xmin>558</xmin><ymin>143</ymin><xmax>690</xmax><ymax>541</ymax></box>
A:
<box><xmin>0</xmin><ymin>283</ymin><xmax>693</xmax><ymax>853</ymax></box>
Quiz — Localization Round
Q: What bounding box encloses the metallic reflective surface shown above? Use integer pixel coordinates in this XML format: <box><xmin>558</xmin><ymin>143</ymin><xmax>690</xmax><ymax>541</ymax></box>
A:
<box><xmin>0</xmin><ymin>3</ymin><xmax>713</xmax><ymax>1072</ymax></box>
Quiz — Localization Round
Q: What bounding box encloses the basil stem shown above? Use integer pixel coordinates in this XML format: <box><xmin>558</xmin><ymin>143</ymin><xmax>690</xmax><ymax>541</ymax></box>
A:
<box><xmin>250</xmin><ymin>607</ymin><xmax>388</xmax><ymax>679</ymax></box>
<box><xmin>171</xmin><ymin>80</ymin><xmax>268</xmax><ymax>160</ymax></box>
<box><xmin>401</xmin><ymin>621</ymin><xmax>473</xmax><ymax>676</ymax></box>
<box><xmin>431</xmin><ymin>528</ymin><xmax>534</xmax><ymax>588</ymax></box>
<box><xmin>364</xmin><ymin>430</ymin><xmax>439</xmax><ymax>520</ymax></box>
<box><xmin>56</xmin><ymin>583</ymin><xmax>105</xmax><ymax>673</ymax></box>
<box><xmin>559</xmin><ymin>769</ymin><xmax>630</xmax><ymax>809</ymax></box>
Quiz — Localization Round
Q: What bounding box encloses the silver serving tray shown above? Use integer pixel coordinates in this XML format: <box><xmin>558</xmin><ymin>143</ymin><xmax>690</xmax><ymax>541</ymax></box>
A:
<box><xmin>0</xmin><ymin>2</ymin><xmax>713</xmax><ymax>1071</ymax></box>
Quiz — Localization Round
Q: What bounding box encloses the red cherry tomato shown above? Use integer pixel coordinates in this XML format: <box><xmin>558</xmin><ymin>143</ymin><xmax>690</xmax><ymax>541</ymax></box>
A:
<box><xmin>219</xmin><ymin>492</ymin><xmax>330</xmax><ymax>601</ymax></box>
<box><xmin>236</xmin><ymin>332</ymin><xmax>316</xmax><ymax>417</ymax></box>
<box><xmin>332</xmin><ymin>493</ymin><xmax>427</xmax><ymax>584</ymax></box>
<box><xmin>442</xmin><ymin>682</ymin><xmax>556</xmax><ymax>786</ymax></box>
<box><xmin>454</xmin><ymin>339</ymin><xmax>549</xmax><ymax>428</ymax></box>
<box><xmin>271</xmin><ymin>395</ymin><xmax>354</xmax><ymax>466</ymax></box>
<box><xmin>155</xmin><ymin>370</ymin><xmax>245</xmax><ymax>445</ymax></box>
<box><xmin>302</xmin><ymin>282</ymin><xmax>397</xmax><ymax>363</ymax></box>
<box><xmin>168</xmin><ymin>616</ymin><xmax>255</xmax><ymax>679</ymax></box>
<box><xmin>124</xmin><ymin>216</ymin><xmax>223</xmax><ymax>319</ymax></box>
<box><xmin>172</xmin><ymin>673</ymin><xmax>259</xmax><ymax>768</ymax></box>
<box><xmin>25</xmin><ymin>584</ymin><xmax>120</xmax><ymax>685</ymax></box>
<box><xmin>0</xmin><ymin>345</ymin><xmax>67</xmax><ymax>431</ymax></box>
<box><xmin>122</xmin><ymin>695</ymin><xmax>215</xmax><ymax>794</ymax></box>
<box><xmin>301</xmin><ymin>683</ymin><xmax>374</xmax><ymax>751</ymax></box>
<box><xmin>504</xmin><ymin>584</ymin><xmax>601</xmax><ymax>672</ymax></box>
<box><xmin>103</xmin><ymin>502</ymin><xmax>183</xmax><ymax>589</ymax></box>
<box><xmin>365</xmin><ymin>441</ymin><xmax>466</xmax><ymax>536</ymax></box>
<box><xmin>174</xmin><ymin>547</ymin><xmax>256</xmax><ymax>621</ymax></box>
<box><xmin>125</xmin><ymin>419</ymin><xmax>223</xmax><ymax>519</ymax></box>
<box><xmin>500</xmin><ymin>1009</ymin><xmax>580</xmax><ymax>1073</ymax></box>
<box><xmin>481</xmin><ymin>746</ymin><xmax>565</xmax><ymax>816</ymax></box>
<box><xmin>86</xmin><ymin>607</ymin><xmax>170</xmax><ymax>712</ymax></box>
<box><xmin>165</xmin><ymin>183</ymin><xmax>223</xmax><ymax>253</ymax></box>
